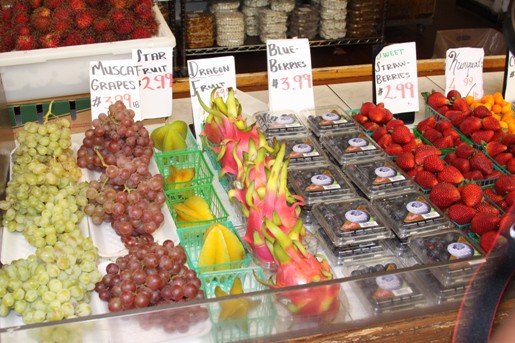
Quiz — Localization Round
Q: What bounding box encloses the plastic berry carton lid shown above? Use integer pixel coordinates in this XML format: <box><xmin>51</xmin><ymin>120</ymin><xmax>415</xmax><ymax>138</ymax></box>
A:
<box><xmin>300</xmin><ymin>105</ymin><xmax>358</xmax><ymax>136</ymax></box>
<box><xmin>288</xmin><ymin>163</ymin><xmax>359</xmax><ymax>207</ymax></box>
<box><xmin>272</xmin><ymin>134</ymin><xmax>329</xmax><ymax>166</ymax></box>
<box><xmin>343</xmin><ymin>157</ymin><xmax>416</xmax><ymax>200</ymax></box>
<box><xmin>408</xmin><ymin>230</ymin><xmax>486</xmax><ymax>288</ymax></box>
<box><xmin>254</xmin><ymin>110</ymin><xmax>308</xmax><ymax>137</ymax></box>
<box><xmin>419</xmin><ymin>269</ymin><xmax>477</xmax><ymax>305</ymax></box>
<box><xmin>311</xmin><ymin>197</ymin><xmax>394</xmax><ymax>246</ymax></box>
<box><xmin>371</xmin><ymin>190</ymin><xmax>453</xmax><ymax>240</ymax></box>
<box><xmin>319</xmin><ymin>130</ymin><xmax>386</xmax><ymax>166</ymax></box>
<box><xmin>316</xmin><ymin>226</ymin><xmax>392</xmax><ymax>265</ymax></box>
<box><xmin>342</xmin><ymin>254</ymin><xmax>405</xmax><ymax>278</ymax></box>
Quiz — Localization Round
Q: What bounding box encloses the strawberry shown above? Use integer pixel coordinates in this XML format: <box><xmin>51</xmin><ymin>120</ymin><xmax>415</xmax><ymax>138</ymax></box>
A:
<box><xmin>501</xmin><ymin>133</ymin><xmax>515</xmax><ymax>147</ymax></box>
<box><xmin>359</xmin><ymin>102</ymin><xmax>376</xmax><ymax>117</ymax></box>
<box><xmin>473</xmin><ymin>105</ymin><xmax>493</xmax><ymax>118</ymax></box>
<box><xmin>437</xmin><ymin>106</ymin><xmax>450</xmax><ymax>116</ymax></box>
<box><xmin>402</xmin><ymin>138</ymin><xmax>422</xmax><ymax>152</ymax></box>
<box><xmin>372</xmin><ymin>126</ymin><xmax>388</xmax><ymax>141</ymax></box>
<box><xmin>446</xmin><ymin>89</ymin><xmax>461</xmax><ymax>101</ymax></box>
<box><xmin>385</xmin><ymin>143</ymin><xmax>403</xmax><ymax>157</ymax></box>
<box><xmin>354</xmin><ymin>113</ymin><xmax>368</xmax><ymax>124</ymax></box>
<box><xmin>464</xmin><ymin>170</ymin><xmax>484</xmax><ymax>180</ymax></box>
<box><xmin>415</xmin><ymin>170</ymin><xmax>439</xmax><ymax>190</ymax></box>
<box><xmin>485</xmin><ymin>141</ymin><xmax>508</xmax><ymax>157</ymax></box>
<box><xmin>423</xmin><ymin>154</ymin><xmax>445</xmax><ymax>172</ymax></box>
<box><xmin>391</xmin><ymin>126</ymin><xmax>411</xmax><ymax>144</ymax></box>
<box><xmin>427</xmin><ymin>91</ymin><xmax>450</xmax><ymax>109</ymax></box>
<box><xmin>448</xmin><ymin>203</ymin><xmax>476</xmax><ymax>225</ymax></box>
<box><xmin>442</xmin><ymin>128</ymin><xmax>460</xmax><ymax>142</ymax></box>
<box><xmin>433</xmin><ymin>136</ymin><xmax>454</xmax><ymax>149</ymax></box>
<box><xmin>368</xmin><ymin>107</ymin><xmax>386</xmax><ymax>123</ymax></box>
<box><xmin>491</xmin><ymin>130</ymin><xmax>506</xmax><ymax>143</ymax></box>
<box><xmin>386</xmin><ymin>119</ymin><xmax>405</xmax><ymax>131</ymax></box>
<box><xmin>383</xmin><ymin>109</ymin><xmax>394</xmax><ymax>122</ymax></box>
<box><xmin>445</xmin><ymin>152</ymin><xmax>457</xmax><ymax>164</ymax></box>
<box><xmin>450</xmin><ymin>157</ymin><xmax>471</xmax><ymax>174</ymax></box>
<box><xmin>363</xmin><ymin>122</ymin><xmax>380</xmax><ymax>132</ymax></box>
<box><xmin>417</xmin><ymin>116</ymin><xmax>436</xmax><ymax>133</ymax></box>
<box><xmin>470</xmin><ymin>152</ymin><xmax>493</xmax><ymax>175</ymax></box>
<box><xmin>460</xmin><ymin>183</ymin><xmax>483</xmax><ymax>207</ymax></box>
<box><xmin>459</xmin><ymin>116</ymin><xmax>482</xmax><ymax>136</ymax></box>
<box><xmin>479</xmin><ymin>231</ymin><xmax>500</xmax><ymax>252</ymax></box>
<box><xmin>484</xmin><ymin>187</ymin><xmax>504</xmax><ymax>204</ymax></box>
<box><xmin>414</xmin><ymin>145</ymin><xmax>441</xmax><ymax>165</ymax></box>
<box><xmin>506</xmin><ymin>190</ymin><xmax>515</xmax><ymax>206</ymax></box>
<box><xmin>482</xmin><ymin>117</ymin><xmax>501</xmax><ymax>131</ymax></box>
<box><xmin>507</xmin><ymin>158</ymin><xmax>515</xmax><ymax>174</ymax></box>
<box><xmin>430</xmin><ymin>182</ymin><xmax>461</xmax><ymax>209</ymax></box>
<box><xmin>475</xmin><ymin>201</ymin><xmax>501</xmax><ymax>216</ymax></box>
<box><xmin>422</xmin><ymin>127</ymin><xmax>442</xmax><ymax>143</ymax></box>
<box><xmin>438</xmin><ymin>165</ymin><xmax>464</xmax><ymax>184</ymax></box>
<box><xmin>435</xmin><ymin>120</ymin><xmax>453</xmax><ymax>132</ymax></box>
<box><xmin>395</xmin><ymin>151</ymin><xmax>416</xmax><ymax>171</ymax></box>
<box><xmin>451</xmin><ymin>97</ymin><xmax>469</xmax><ymax>111</ymax></box>
<box><xmin>471</xmin><ymin>130</ymin><xmax>495</xmax><ymax>145</ymax></box>
<box><xmin>449</xmin><ymin>111</ymin><xmax>470</xmax><ymax>126</ymax></box>
<box><xmin>376</xmin><ymin>134</ymin><xmax>392</xmax><ymax>149</ymax></box>
<box><xmin>455</xmin><ymin>143</ymin><xmax>475</xmax><ymax>159</ymax></box>
<box><xmin>470</xmin><ymin>212</ymin><xmax>500</xmax><ymax>235</ymax></box>
<box><xmin>485</xmin><ymin>170</ymin><xmax>504</xmax><ymax>179</ymax></box>
<box><xmin>495</xmin><ymin>175</ymin><xmax>515</xmax><ymax>195</ymax></box>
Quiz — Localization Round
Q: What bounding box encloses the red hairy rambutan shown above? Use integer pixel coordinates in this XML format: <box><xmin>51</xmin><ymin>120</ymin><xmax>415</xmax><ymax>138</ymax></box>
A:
<box><xmin>52</xmin><ymin>18</ymin><xmax>72</xmax><ymax>34</ymax></box>
<box><xmin>15</xmin><ymin>35</ymin><xmax>38</xmax><ymax>50</ymax></box>
<box><xmin>53</xmin><ymin>6</ymin><xmax>72</xmax><ymax>21</ymax></box>
<box><xmin>12</xmin><ymin>1</ymin><xmax>30</xmax><ymax>14</ymax></box>
<box><xmin>29</xmin><ymin>0</ymin><xmax>43</xmax><ymax>9</ymax></box>
<box><xmin>0</xmin><ymin>33</ymin><xmax>16</xmax><ymax>52</ymax></box>
<box><xmin>109</xmin><ymin>0</ymin><xmax>136</xmax><ymax>9</ymax></box>
<box><xmin>131</xmin><ymin>26</ymin><xmax>152</xmax><ymax>40</ymax></box>
<box><xmin>75</xmin><ymin>10</ymin><xmax>93</xmax><ymax>29</ymax></box>
<box><xmin>13</xmin><ymin>12</ymin><xmax>30</xmax><ymax>25</ymax></box>
<box><xmin>39</xmin><ymin>32</ymin><xmax>60</xmax><ymax>48</ymax></box>
<box><xmin>86</xmin><ymin>0</ymin><xmax>103</xmax><ymax>7</ymax></box>
<box><xmin>93</xmin><ymin>17</ymin><xmax>110</xmax><ymax>33</ymax></box>
<box><xmin>99</xmin><ymin>30</ymin><xmax>117</xmax><ymax>42</ymax></box>
<box><xmin>61</xmin><ymin>32</ymin><xmax>82</xmax><ymax>46</ymax></box>
<box><xmin>16</xmin><ymin>24</ymin><xmax>32</xmax><ymax>35</ymax></box>
<box><xmin>114</xmin><ymin>19</ymin><xmax>134</xmax><ymax>35</ymax></box>
<box><xmin>31</xmin><ymin>7</ymin><xmax>52</xmax><ymax>32</ymax></box>
<box><xmin>43</xmin><ymin>0</ymin><xmax>61</xmax><ymax>10</ymax></box>
<box><xmin>69</xmin><ymin>0</ymin><xmax>87</xmax><ymax>11</ymax></box>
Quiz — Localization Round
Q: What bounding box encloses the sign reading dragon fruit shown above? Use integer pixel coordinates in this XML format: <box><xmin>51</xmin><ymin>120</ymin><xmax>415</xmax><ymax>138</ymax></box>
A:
<box><xmin>445</xmin><ymin>47</ymin><xmax>484</xmax><ymax>99</ymax></box>
<box><xmin>187</xmin><ymin>56</ymin><xmax>237</xmax><ymax>145</ymax></box>
<box><xmin>374</xmin><ymin>42</ymin><xmax>419</xmax><ymax>114</ymax></box>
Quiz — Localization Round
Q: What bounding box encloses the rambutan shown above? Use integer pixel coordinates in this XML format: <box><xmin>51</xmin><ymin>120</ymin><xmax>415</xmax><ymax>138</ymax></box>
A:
<box><xmin>86</xmin><ymin>0</ymin><xmax>103</xmax><ymax>7</ymax></box>
<box><xmin>29</xmin><ymin>0</ymin><xmax>43</xmax><ymax>9</ymax></box>
<box><xmin>109</xmin><ymin>8</ymin><xmax>126</xmax><ymax>22</ymax></box>
<box><xmin>43</xmin><ymin>0</ymin><xmax>61</xmax><ymax>10</ymax></box>
<box><xmin>15</xmin><ymin>35</ymin><xmax>38</xmax><ymax>51</ymax></box>
<box><xmin>39</xmin><ymin>33</ymin><xmax>60</xmax><ymax>48</ymax></box>
<box><xmin>1</xmin><ymin>6</ymin><xmax>13</xmax><ymax>22</ymax></box>
<box><xmin>69</xmin><ymin>0</ymin><xmax>87</xmax><ymax>12</ymax></box>
<box><xmin>53</xmin><ymin>6</ymin><xmax>72</xmax><ymax>21</ymax></box>
<box><xmin>130</xmin><ymin>26</ymin><xmax>152</xmax><ymax>40</ymax></box>
<box><xmin>81</xmin><ymin>32</ymin><xmax>97</xmax><ymax>44</ymax></box>
<box><xmin>135</xmin><ymin>2</ymin><xmax>153</xmax><ymax>16</ymax></box>
<box><xmin>61</xmin><ymin>32</ymin><xmax>82</xmax><ymax>46</ymax></box>
<box><xmin>75</xmin><ymin>10</ymin><xmax>94</xmax><ymax>29</ymax></box>
<box><xmin>0</xmin><ymin>33</ymin><xmax>16</xmax><ymax>52</ymax></box>
<box><xmin>16</xmin><ymin>24</ymin><xmax>31</xmax><ymax>36</ymax></box>
<box><xmin>99</xmin><ymin>30</ymin><xmax>117</xmax><ymax>42</ymax></box>
<box><xmin>114</xmin><ymin>19</ymin><xmax>134</xmax><ymax>35</ymax></box>
<box><xmin>108</xmin><ymin>0</ymin><xmax>136</xmax><ymax>9</ymax></box>
<box><xmin>31</xmin><ymin>7</ymin><xmax>53</xmax><ymax>32</ymax></box>
<box><xmin>13</xmin><ymin>12</ymin><xmax>30</xmax><ymax>25</ymax></box>
<box><xmin>52</xmin><ymin>18</ymin><xmax>72</xmax><ymax>34</ymax></box>
<box><xmin>92</xmin><ymin>17</ymin><xmax>110</xmax><ymax>33</ymax></box>
<box><xmin>12</xmin><ymin>1</ymin><xmax>30</xmax><ymax>14</ymax></box>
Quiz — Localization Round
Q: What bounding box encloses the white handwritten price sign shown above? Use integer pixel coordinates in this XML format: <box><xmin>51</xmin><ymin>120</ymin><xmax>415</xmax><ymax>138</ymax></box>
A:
<box><xmin>504</xmin><ymin>51</ymin><xmax>515</xmax><ymax>103</ymax></box>
<box><xmin>188</xmin><ymin>56</ymin><xmax>237</xmax><ymax>145</ymax></box>
<box><xmin>445</xmin><ymin>47</ymin><xmax>484</xmax><ymax>99</ymax></box>
<box><xmin>89</xmin><ymin>60</ymin><xmax>141</xmax><ymax>121</ymax></box>
<box><xmin>267</xmin><ymin>38</ymin><xmax>314</xmax><ymax>112</ymax></box>
<box><xmin>133</xmin><ymin>47</ymin><xmax>173</xmax><ymax>120</ymax></box>
<box><xmin>374</xmin><ymin>42</ymin><xmax>419</xmax><ymax>114</ymax></box>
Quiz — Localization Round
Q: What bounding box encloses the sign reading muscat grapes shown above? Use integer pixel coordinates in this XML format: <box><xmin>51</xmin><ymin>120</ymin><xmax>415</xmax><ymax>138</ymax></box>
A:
<box><xmin>445</xmin><ymin>47</ymin><xmax>484</xmax><ymax>99</ymax></box>
<box><xmin>90</xmin><ymin>60</ymin><xmax>142</xmax><ymax>120</ymax></box>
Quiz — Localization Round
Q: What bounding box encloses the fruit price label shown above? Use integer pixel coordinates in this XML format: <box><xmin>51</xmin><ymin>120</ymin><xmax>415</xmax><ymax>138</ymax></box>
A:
<box><xmin>374</xmin><ymin>42</ymin><xmax>419</xmax><ymax>114</ymax></box>
<box><xmin>133</xmin><ymin>47</ymin><xmax>174</xmax><ymax>120</ymax></box>
<box><xmin>445</xmin><ymin>48</ymin><xmax>484</xmax><ymax>99</ymax></box>
<box><xmin>89</xmin><ymin>60</ymin><xmax>142</xmax><ymax>121</ymax></box>
<box><xmin>267</xmin><ymin>38</ymin><xmax>315</xmax><ymax>112</ymax></box>
<box><xmin>503</xmin><ymin>51</ymin><xmax>515</xmax><ymax>103</ymax></box>
<box><xmin>187</xmin><ymin>56</ymin><xmax>237</xmax><ymax>145</ymax></box>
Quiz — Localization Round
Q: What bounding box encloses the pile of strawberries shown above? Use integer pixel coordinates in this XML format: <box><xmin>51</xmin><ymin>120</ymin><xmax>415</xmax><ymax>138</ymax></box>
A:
<box><xmin>483</xmin><ymin>134</ymin><xmax>515</xmax><ymax>173</ymax></box>
<box><xmin>444</xmin><ymin>143</ymin><xmax>503</xmax><ymax>181</ymax></box>
<box><xmin>353</xmin><ymin>102</ymin><xmax>423</xmax><ymax>156</ymax></box>
<box><xmin>482</xmin><ymin>175</ymin><xmax>515</xmax><ymax>212</ymax></box>
<box><xmin>0</xmin><ymin>0</ymin><xmax>158</xmax><ymax>52</ymax></box>
<box><xmin>416</xmin><ymin>114</ymin><xmax>463</xmax><ymax>149</ymax></box>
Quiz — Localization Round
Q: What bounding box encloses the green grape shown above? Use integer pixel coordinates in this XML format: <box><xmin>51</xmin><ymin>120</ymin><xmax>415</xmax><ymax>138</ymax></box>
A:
<box><xmin>47</xmin><ymin>307</ymin><xmax>64</xmax><ymax>321</ymax></box>
<box><xmin>3</xmin><ymin>293</ymin><xmax>14</xmax><ymax>307</ymax></box>
<box><xmin>33</xmin><ymin>309</ymin><xmax>46</xmax><ymax>323</ymax></box>
<box><xmin>48</xmin><ymin>279</ymin><xmax>62</xmax><ymax>293</ymax></box>
<box><xmin>69</xmin><ymin>286</ymin><xmax>83</xmax><ymax>301</ymax></box>
<box><xmin>42</xmin><ymin>291</ymin><xmax>56</xmax><ymax>304</ymax></box>
<box><xmin>13</xmin><ymin>288</ymin><xmax>25</xmax><ymax>301</ymax></box>
<box><xmin>0</xmin><ymin>303</ymin><xmax>10</xmax><ymax>317</ymax></box>
<box><xmin>76</xmin><ymin>303</ymin><xmax>91</xmax><ymax>317</ymax></box>
<box><xmin>0</xmin><ymin>287</ymin><xmax>6</xmax><ymax>297</ymax></box>
<box><xmin>24</xmin><ymin>289</ymin><xmax>38</xmax><ymax>303</ymax></box>
<box><xmin>56</xmin><ymin>289</ymin><xmax>71</xmax><ymax>303</ymax></box>
<box><xmin>37</xmin><ymin>271</ymin><xmax>50</xmax><ymax>285</ymax></box>
<box><xmin>46</xmin><ymin>264</ymin><xmax>60</xmax><ymax>278</ymax></box>
<box><xmin>14</xmin><ymin>299</ymin><xmax>27</xmax><ymax>315</ymax></box>
<box><xmin>61</xmin><ymin>302</ymin><xmax>74</xmax><ymax>317</ymax></box>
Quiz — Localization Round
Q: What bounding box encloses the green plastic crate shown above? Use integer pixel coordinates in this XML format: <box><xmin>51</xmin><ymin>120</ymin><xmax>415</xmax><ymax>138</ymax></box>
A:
<box><xmin>154</xmin><ymin>150</ymin><xmax>214</xmax><ymax>190</ymax></box>
<box><xmin>199</xmin><ymin>266</ymin><xmax>268</xmax><ymax>299</ymax></box>
<box><xmin>8</xmin><ymin>98</ymin><xmax>91</xmax><ymax>127</ymax></box>
<box><xmin>177</xmin><ymin>221</ymin><xmax>251</xmax><ymax>274</ymax></box>
<box><xmin>165</xmin><ymin>184</ymin><xmax>228</xmax><ymax>228</ymax></box>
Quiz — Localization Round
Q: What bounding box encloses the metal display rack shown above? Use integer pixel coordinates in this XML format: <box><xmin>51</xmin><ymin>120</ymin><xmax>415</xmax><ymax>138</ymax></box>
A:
<box><xmin>174</xmin><ymin>0</ymin><xmax>387</xmax><ymax>76</ymax></box>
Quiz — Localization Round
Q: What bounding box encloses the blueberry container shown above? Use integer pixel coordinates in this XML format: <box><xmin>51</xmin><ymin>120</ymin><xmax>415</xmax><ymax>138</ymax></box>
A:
<box><xmin>371</xmin><ymin>190</ymin><xmax>453</xmax><ymax>240</ymax></box>
<box><xmin>312</xmin><ymin>197</ymin><xmax>394</xmax><ymax>246</ymax></box>
<box><xmin>343</xmin><ymin>157</ymin><xmax>416</xmax><ymax>200</ymax></box>
<box><xmin>408</xmin><ymin>230</ymin><xmax>486</xmax><ymax>287</ymax></box>
<box><xmin>272</xmin><ymin>134</ymin><xmax>329</xmax><ymax>166</ymax></box>
<box><xmin>254</xmin><ymin>110</ymin><xmax>308</xmax><ymax>137</ymax></box>
<box><xmin>319</xmin><ymin>130</ymin><xmax>385</xmax><ymax>166</ymax></box>
<box><xmin>420</xmin><ymin>269</ymin><xmax>477</xmax><ymax>305</ymax></box>
<box><xmin>317</xmin><ymin>227</ymin><xmax>391</xmax><ymax>265</ymax></box>
<box><xmin>301</xmin><ymin>105</ymin><xmax>358</xmax><ymax>136</ymax></box>
<box><xmin>345</xmin><ymin>257</ymin><xmax>427</xmax><ymax>315</ymax></box>
<box><xmin>288</xmin><ymin>163</ymin><xmax>358</xmax><ymax>207</ymax></box>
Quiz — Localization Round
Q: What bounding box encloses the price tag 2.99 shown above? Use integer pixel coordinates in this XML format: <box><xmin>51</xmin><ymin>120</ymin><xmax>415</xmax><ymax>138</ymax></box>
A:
<box><xmin>374</xmin><ymin>42</ymin><xmax>419</xmax><ymax>114</ymax></box>
<box><xmin>267</xmin><ymin>39</ymin><xmax>315</xmax><ymax>112</ymax></box>
<box><xmin>89</xmin><ymin>60</ymin><xmax>141</xmax><ymax>121</ymax></box>
<box><xmin>445</xmin><ymin>48</ymin><xmax>484</xmax><ymax>99</ymax></box>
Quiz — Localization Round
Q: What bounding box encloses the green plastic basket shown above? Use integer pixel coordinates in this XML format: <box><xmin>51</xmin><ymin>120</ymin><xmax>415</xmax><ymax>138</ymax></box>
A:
<box><xmin>177</xmin><ymin>221</ymin><xmax>252</xmax><ymax>274</ymax></box>
<box><xmin>202</xmin><ymin>267</ymin><xmax>277</xmax><ymax>343</ymax></box>
<box><xmin>165</xmin><ymin>184</ymin><xmax>228</xmax><ymax>228</ymax></box>
<box><xmin>155</xmin><ymin>150</ymin><xmax>214</xmax><ymax>190</ymax></box>
<box><xmin>199</xmin><ymin>267</ymin><xmax>268</xmax><ymax>299</ymax></box>
<box><xmin>152</xmin><ymin>126</ymin><xmax>199</xmax><ymax>157</ymax></box>
<box><xmin>468</xmin><ymin>164</ymin><xmax>506</xmax><ymax>187</ymax></box>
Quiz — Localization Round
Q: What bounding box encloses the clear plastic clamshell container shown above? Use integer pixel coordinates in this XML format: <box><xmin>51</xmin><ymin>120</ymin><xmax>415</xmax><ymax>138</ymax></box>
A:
<box><xmin>343</xmin><ymin>256</ymin><xmax>428</xmax><ymax>315</ymax></box>
<box><xmin>371</xmin><ymin>190</ymin><xmax>452</xmax><ymax>240</ymax></box>
<box><xmin>343</xmin><ymin>158</ymin><xmax>416</xmax><ymax>200</ymax></box>
<box><xmin>287</xmin><ymin>163</ymin><xmax>358</xmax><ymax>207</ymax></box>
<box><xmin>254</xmin><ymin>110</ymin><xmax>308</xmax><ymax>137</ymax></box>
<box><xmin>408</xmin><ymin>230</ymin><xmax>486</xmax><ymax>288</ymax></box>
<box><xmin>419</xmin><ymin>269</ymin><xmax>478</xmax><ymax>305</ymax></box>
<box><xmin>272</xmin><ymin>134</ymin><xmax>329</xmax><ymax>166</ymax></box>
<box><xmin>301</xmin><ymin>105</ymin><xmax>358</xmax><ymax>136</ymax></box>
<box><xmin>320</xmin><ymin>130</ymin><xmax>385</xmax><ymax>166</ymax></box>
<box><xmin>316</xmin><ymin>227</ymin><xmax>392</xmax><ymax>265</ymax></box>
<box><xmin>311</xmin><ymin>197</ymin><xmax>394</xmax><ymax>246</ymax></box>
